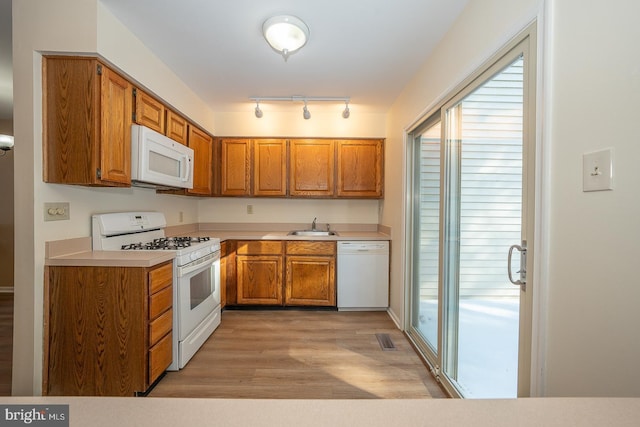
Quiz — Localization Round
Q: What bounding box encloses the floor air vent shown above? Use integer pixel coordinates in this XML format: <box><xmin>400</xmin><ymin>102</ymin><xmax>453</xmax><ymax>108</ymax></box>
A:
<box><xmin>375</xmin><ymin>333</ymin><xmax>397</xmax><ymax>351</ymax></box>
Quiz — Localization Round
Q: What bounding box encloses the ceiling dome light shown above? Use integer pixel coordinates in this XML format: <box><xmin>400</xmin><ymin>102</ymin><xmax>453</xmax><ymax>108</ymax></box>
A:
<box><xmin>0</xmin><ymin>134</ymin><xmax>14</xmax><ymax>153</ymax></box>
<box><xmin>263</xmin><ymin>15</ymin><xmax>309</xmax><ymax>61</ymax></box>
<box><xmin>254</xmin><ymin>101</ymin><xmax>263</xmax><ymax>118</ymax></box>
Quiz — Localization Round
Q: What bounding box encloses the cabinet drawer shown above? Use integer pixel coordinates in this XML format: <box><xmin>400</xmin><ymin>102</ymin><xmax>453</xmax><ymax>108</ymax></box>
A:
<box><xmin>149</xmin><ymin>331</ymin><xmax>172</xmax><ymax>385</ymax></box>
<box><xmin>149</xmin><ymin>308</ymin><xmax>172</xmax><ymax>346</ymax></box>
<box><xmin>236</xmin><ymin>240</ymin><xmax>283</xmax><ymax>255</ymax></box>
<box><xmin>286</xmin><ymin>241</ymin><xmax>336</xmax><ymax>256</ymax></box>
<box><xmin>149</xmin><ymin>262</ymin><xmax>173</xmax><ymax>294</ymax></box>
<box><xmin>149</xmin><ymin>284</ymin><xmax>172</xmax><ymax>320</ymax></box>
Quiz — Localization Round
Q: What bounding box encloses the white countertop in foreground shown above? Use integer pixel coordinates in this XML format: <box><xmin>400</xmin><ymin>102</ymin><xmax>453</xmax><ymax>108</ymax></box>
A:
<box><xmin>1</xmin><ymin>397</ymin><xmax>639</xmax><ymax>427</ymax></box>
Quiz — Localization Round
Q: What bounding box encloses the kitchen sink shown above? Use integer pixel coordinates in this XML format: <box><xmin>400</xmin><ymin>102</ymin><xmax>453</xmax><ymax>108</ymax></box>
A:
<box><xmin>288</xmin><ymin>230</ymin><xmax>339</xmax><ymax>236</ymax></box>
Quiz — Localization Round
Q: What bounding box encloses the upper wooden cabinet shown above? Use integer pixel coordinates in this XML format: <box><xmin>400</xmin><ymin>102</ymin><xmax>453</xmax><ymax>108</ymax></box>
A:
<box><xmin>43</xmin><ymin>56</ymin><xmax>133</xmax><ymax>186</ymax></box>
<box><xmin>220</xmin><ymin>138</ymin><xmax>252</xmax><ymax>196</ymax></box>
<box><xmin>289</xmin><ymin>139</ymin><xmax>335</xmax><ymax>197</ymax></box>
<box><xmin>336</xmin><ymin>139</ymin><xmax>384</xmax><ymax>198</ymax></box>
<box><xmin>187</xmin><ymin>125</ymin><xmax>214</xmax><ymax>196</ymax></box>
<box><xmin>165</xmin><ymin>110</ymin><xmax>188</xmax><ymax>145</ymax></box>
<box><xmin>254</xmin><ymin>139</ymin><xmax>287</xmax><ymax>197</ymax></box>
<box><xmin>133</xmin><ymin>89</ymin><xmax>165</xmax><ymax>134</ymax></box>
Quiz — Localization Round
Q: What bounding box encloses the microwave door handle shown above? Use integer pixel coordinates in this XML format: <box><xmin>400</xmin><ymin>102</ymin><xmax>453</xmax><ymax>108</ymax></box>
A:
<box><xmin>182</xmin><ymin>155</ymin><xmax>191</xmax><ymax>182</ymax></box>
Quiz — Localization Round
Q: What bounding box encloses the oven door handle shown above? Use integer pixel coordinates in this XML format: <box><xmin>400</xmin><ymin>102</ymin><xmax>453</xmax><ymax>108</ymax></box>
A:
<box><xmin>178</xmin><ymin>250</ymin><xmax>220</xmax><ymax>276</ymax></box>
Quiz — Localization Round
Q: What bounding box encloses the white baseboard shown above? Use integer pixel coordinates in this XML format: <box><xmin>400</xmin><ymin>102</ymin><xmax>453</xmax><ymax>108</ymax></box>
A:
<box><xmin>387</xmin><ymin>307</ymin><xmax>403</xmax><ymax>330</ymax></box>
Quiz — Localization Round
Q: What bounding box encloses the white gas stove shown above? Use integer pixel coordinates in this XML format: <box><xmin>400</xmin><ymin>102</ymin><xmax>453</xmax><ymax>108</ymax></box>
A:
<box><xmin>92</xmin><ymin>212</ymin><xmax>221</xmax><ymax>370</ymax></box>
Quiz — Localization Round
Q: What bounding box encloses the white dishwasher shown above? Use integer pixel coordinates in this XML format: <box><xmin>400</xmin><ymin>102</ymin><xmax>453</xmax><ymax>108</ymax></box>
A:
<box><xmin>337</xmin><ymin>241</ymin><xmax>390</xmax><ymax>310</ymax></box>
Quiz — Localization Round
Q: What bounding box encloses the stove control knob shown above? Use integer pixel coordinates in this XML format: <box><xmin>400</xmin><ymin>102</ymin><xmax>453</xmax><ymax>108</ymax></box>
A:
<box><xmin>190</xmin><ymin>251</ymin><xmax>200</xmax><ymax>261</ymax></box>
<box><xmin>210</xmin><ymin>245</ymin><xmax>217</xmax><ymax>252</ymax></box>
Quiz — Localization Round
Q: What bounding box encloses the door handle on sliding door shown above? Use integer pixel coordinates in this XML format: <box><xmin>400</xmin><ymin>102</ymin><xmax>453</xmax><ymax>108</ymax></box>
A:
<box><xmin>508</xmin><ymin>241</ymin><xmax>527</xmax><ymax>290</ymax></box>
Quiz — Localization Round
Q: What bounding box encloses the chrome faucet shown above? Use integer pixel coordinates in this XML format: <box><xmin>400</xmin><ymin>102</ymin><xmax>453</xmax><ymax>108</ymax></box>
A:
<box><xmin>311</xmin><ymin>217</ymin><xmax>317</xmax><ymax>230</ymax></box>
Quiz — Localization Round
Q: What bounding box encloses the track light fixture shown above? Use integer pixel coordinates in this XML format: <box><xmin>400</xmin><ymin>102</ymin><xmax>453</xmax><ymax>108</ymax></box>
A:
<box><xmin>302</xmin><ymin>101</ymin><xmax>311</xmax><ymax>120</ymax></box>
<box><xmin>249</xmin><ymin>96</ymin><xmax>351</xmax><ymax>120</ymax></box>
<box><xmin>342</xmin><ymin>101</ymin><xmax>350</xmax><ymax>119</ymax></box>
<box><xmin>254</xmin><ymin>101</ymin><xmax>263</xmax><ymax>118</ymax></box>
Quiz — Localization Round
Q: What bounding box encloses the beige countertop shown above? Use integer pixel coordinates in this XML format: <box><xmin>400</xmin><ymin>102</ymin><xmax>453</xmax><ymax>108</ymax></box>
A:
<box><xmin>2</xmin><ymin>397</ymin><xmax>639</xmax><ymax>427</ymax></box>
<box><xmin>45</xmin><ymin>224</ymin><xmax>390</xmax><ymax>267</ymax></box>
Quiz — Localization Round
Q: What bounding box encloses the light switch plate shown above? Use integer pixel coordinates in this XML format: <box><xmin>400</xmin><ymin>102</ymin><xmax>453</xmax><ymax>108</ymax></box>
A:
<box><xmin>44</xmin><ymin>202</ymin><xmax>70</xmax><ymax>221</ymax></box>
<box><xmin>583</xmin><ymin>148</ymin><xmax>613</xmax><ymax>192</ymax></box>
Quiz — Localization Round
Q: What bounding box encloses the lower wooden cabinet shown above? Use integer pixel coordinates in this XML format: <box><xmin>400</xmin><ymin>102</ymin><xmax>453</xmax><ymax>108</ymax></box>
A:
<box><xmin>231</xmin><ymin>240</ymin><xmax>336</xmax><ymax>307</ymax></box>
<box><xmin>285</xmin><ymin>241</ymin><xmax>336</xmax><ymax>306</ymax></box>
<box><xmin>44</xmin><ymin>261</ymin><xmax>173</xmax><ymax>396</ymax></box>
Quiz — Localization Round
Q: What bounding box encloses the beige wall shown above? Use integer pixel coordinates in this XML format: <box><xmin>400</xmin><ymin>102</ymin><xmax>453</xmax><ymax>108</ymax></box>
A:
<box><xmin>12</xmin><ymin>0</ymin><xmax>208</xmax><ymax>395</ymax></box>
<box><xmin>542</xmin><ymin>0</ymin><xmax>640</xmax><ymax>396</ymax></box>
<box><xmin>0</xmin><ymin>119</ymin><xmax>13</xmax><ymax>289</ymax></box>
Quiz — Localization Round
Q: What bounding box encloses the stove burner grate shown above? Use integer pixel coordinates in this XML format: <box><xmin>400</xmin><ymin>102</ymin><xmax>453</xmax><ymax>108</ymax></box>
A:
<box><xmin>120</xmin><ymin>236</ymin><xmax>211</xmax><ymax>250</ymax></box>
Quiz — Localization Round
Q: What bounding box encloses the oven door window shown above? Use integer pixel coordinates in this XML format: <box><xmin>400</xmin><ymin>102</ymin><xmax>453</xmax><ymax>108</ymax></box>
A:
<box><xmin>189</xmin><ymin>266</ymin><xmax>213</xmax><ymax>309</ymax></box>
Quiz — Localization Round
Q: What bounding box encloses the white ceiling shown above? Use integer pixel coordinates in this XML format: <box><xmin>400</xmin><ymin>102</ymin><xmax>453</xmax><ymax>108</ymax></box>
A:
<box><xmin>0</xmin><ymin>0</ymin><xmax>470</xmax><ymax>119</ymax></box>
<box><xmin>99</xmin><ymin>0</ymin><xmax>469</xmax><ymax>114</ymax></box>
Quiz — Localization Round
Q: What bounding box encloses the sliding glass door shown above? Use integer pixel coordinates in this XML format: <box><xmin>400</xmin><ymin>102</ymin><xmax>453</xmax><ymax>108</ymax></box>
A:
<box><xmin>407</xmin><ymin>28</ymin><xmax>536</xmax><ymax>398</ymax></box>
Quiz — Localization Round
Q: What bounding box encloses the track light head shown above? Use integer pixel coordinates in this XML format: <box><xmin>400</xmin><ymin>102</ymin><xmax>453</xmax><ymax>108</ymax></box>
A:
<box><xmin>303</xmin><ymin>101</ymin><xmax>311</xmax><ymax>120</ymax></box>
<box><xmin>254</xmin><ymin>102</ymin><xmax>263</xmax><ymax>118</ymax></box>
<box><xmin>342</xmin><ymin>102</ymin><xmax>350</xmax><ymax>119</ymax></box>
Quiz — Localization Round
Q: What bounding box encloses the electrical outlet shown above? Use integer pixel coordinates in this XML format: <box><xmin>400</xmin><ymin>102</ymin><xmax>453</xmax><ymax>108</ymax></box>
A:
<box><xmin>179</xmin><ymin>211</ymin><xmax>184</xmax><ymax>223</ymax></box>
<box><xmin>44</xmin><ymin>202</ymin><xmax>70</xmax><ymax>221</ymax></box>
<box><xmin>247</xmin><ymin>204</ymin><xmax>254</xmax><ymax>214</ymax></box>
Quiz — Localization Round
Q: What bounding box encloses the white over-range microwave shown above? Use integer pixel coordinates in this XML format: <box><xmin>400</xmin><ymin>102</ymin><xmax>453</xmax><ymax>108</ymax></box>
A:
<box><xmin>131</xmin><ymin>124</ymin><xmax>194</xmax><ymax>189</ymax></box>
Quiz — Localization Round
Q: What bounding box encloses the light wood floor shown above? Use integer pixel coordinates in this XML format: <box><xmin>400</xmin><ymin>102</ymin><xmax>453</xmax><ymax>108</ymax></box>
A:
<box><xmin>0</xmin><ymin>293</ymin><xmax>13</xmax><ymax>396</ymax></box>
<box><xmin>149</xmin><ymin>310</ymin><xmax>446</xmax><ymax>399</ymax></box>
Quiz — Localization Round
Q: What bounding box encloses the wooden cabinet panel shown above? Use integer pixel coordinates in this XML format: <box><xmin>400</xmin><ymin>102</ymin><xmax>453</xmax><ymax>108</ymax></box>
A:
<box><xmin>236</xmin><ymin>240</ymin><xmax>283</xmax><ymax>255</ymax></box>
<box><xmin>285</xmin><ymin>255</ymin><xmax>336</xmax><ymax>306</ymax></box>
<box><xmin>286</xmin><ymin>241</ymin><xmax>335</xmax><ymax>256</ymax></box>
<box><xmin>149</xmin><ymin>285</ymin><xmax>172</xmax><ymax>320</ymax></box>
<box><xmin>149</xmin><ymin>308</ymin><xmax>173</xmax><ymax>345</ymax></box>
<box><xmin>188</xmin><ymin>125</ymin><xmax>214</xmax><ymax>195</ymax></box>
<box><xmin>221</xmin><ymin>138</ymin><xmax>251</xmax><ymax>196</ymax></box>
<box><xmin>149</xmin><ymin>262</ymin><xmax>173</xmax><ymax>294</ymax></box>
<box><xmin>99</xmin><ymin>66</ymin><xmax>133</xmax><ymax>185</ymax></box>
<box><xmin>254</xmin><ymin>139</ymin><xmax>287</xmax><ymax>196</ymax></box>
<box><xmin>289</xmin><ymin>139</ymin><xmax>335</xmax><ymax>197</ymax></box>
<box><xmin>236</xmin><ymin>255</ymin><xmax>284</xmax><ymax>305</ymax></box>
<box><xmin>166</xmin><ymin>110</ymin><xmax>188</xmax><ymax>145</ymax></box>
<box><xmin>149</xmin><ymin>331</ymin><xmax>172</xmax><ymax>385</ymax></box>
<box><xmin>46</xmin><ymin>265</ymin><xmax>147</xmax><ymax>396</ymax></box>
<box><xmin>43</xmin><ymin>57</ymin><xmax>132</xmax><ymax>186</ymax></box>
<box><xmin>336</xmin><ymin>139</ymin><xmax>384</xmax><ymax>198</ymax></box>
<box><xmin>45</xmin><ymin>261</ymin><xmax>173</xmax><ymax>396</ymax></box>
<box><xmin>134</xmin><ymin>89</ymin><xmax>165</xmax><ymax>134</ymax></box>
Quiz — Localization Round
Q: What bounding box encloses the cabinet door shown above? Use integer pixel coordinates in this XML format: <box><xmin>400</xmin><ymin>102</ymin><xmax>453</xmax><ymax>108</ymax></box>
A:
<box><xmin>285</xmin><ymin>255</ymin><xmax>336</xmax><ymax>306</ymax></box>
<box><xmin>336</xmin><ymin>139</ymin><xmax>384</xmax><ymax>198</ymax></box>
<box><xmin>236</xmin><ymin>255</ymin><xmax>283</xmax><ymax>305</ymax></box>
<box><xmin>254</xmin><ymin>139</ymin><xmax>287</xmax><ymax>196</ymax></box>
<box><xmin>134</xmin><ymin>89</ymin><xmax>165</xmax><ymax>134</ymax></box>
<box><xmin>99</xmin><ymin>65</ymin><xmax>133</xmax><ymax>185</ymax></box>
<box><xmin>221</xmin><ymin>138</ymin><xmax>251</xmax><ymax>196</ymax></box>
<box><xmin>188</xmin><ymin>125</ymin><xmax>213</xmax><ymax>195</ymax></box>
<box><xmin>166</xmin><ymin>110</ymin><xmax>188</xmax><ymax>145</ymax></box>
<box><xmin>289</xmin><ymin>139</ymin><xmax>334</xmax><ymax>197</ymax></box>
